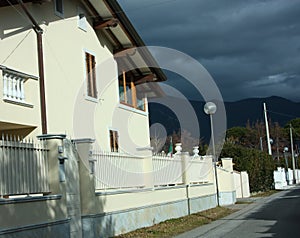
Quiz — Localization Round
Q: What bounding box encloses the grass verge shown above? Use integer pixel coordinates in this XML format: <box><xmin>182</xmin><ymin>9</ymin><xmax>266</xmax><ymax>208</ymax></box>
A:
<box><xmin>235</xmin><ymin>200</ymin><xmax>253</xmax><ymax>204</ymax></box>
<box><xmin>251</xmin><ymin>190</ymin><xmax>278</xmax><ymax>197</ymax></box>
<box><xmin>115</xmin><ymin>206</ymin><xmax>234</xmax><ymax>238</ymax></box>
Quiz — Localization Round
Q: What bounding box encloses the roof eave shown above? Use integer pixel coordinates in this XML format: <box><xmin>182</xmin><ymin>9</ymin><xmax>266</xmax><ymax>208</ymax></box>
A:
<box><xmin>103</xmin><ymin>0</ymin><xmax>167</xmax><ymax>83</ymax></box>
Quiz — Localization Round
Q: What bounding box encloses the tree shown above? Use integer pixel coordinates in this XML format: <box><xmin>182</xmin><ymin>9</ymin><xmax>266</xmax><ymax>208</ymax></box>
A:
<box><xmin>220</xmin><ymin>141</ymin><xmax>275</xmax><ymax>192</ymax></box>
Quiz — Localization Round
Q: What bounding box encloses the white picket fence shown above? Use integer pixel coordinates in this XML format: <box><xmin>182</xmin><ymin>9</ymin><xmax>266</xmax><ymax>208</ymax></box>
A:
<box><xmin>187</xmin><ymin>157</ymin><xmax>211</xmax><ymax>184</ymax></box>
<box><xmin>93</xmin><ymin>151</ymin><xmax>145</xmax><ymax>190</ymax></box>
<box><xmin>152</xmin><ymin>154</ymin><xmax>183</xmax><ymax>186</ymax></box>
<box><xmin>93</xmin><ymin>151</ymin><xmax>211</xmax><ymax>190</ymax></box>
<box><xmin>0</xmin><ymin>136</ymin><xmax>49</xmax><ymax>196</ymax></box>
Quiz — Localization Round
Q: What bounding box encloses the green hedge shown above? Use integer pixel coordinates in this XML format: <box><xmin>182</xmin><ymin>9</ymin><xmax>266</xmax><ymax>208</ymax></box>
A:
<box><xmin>220</xmin><ymin>142</ymin><xmax>275</xmax><ymax>192</ymax></box>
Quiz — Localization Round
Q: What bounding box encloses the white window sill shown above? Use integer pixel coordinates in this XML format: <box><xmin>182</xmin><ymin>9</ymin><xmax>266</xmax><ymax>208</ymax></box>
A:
<box><xmin>85</xmin><ymin>96</ymin><xmax>99</xmax><ymax>103</ymax></box>
<box><xmin>118</xmin><ymin>103</ymin><xmax>148</xmax><ymax>116</ymax></box>
<box><xmin>55</xmin><ymin>11</ymin><xmax>64</xmax><ymax>19</ymax></box>
<box><xmin>3</xmin><ymin>98</ymin><xmax>33</xmax><ymax>108</ymax></box>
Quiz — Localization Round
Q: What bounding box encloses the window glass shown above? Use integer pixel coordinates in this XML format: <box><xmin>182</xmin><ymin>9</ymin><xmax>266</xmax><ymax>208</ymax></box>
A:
<box><xmin>55</xmin><ymin>0</ymin><xmax>63</xmax><ymax>16</ymax></box>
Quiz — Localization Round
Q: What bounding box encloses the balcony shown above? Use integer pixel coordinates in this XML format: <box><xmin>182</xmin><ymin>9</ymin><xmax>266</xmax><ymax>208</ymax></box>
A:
<box><xmin>1</xmin><ymin>66</ymin><xmax>38</xmax><ymax>108</ymax></box>
<box><xmin>0</xmin><ymin>65</ymin><xmax>40</xmax><ymax>136</ymax></box>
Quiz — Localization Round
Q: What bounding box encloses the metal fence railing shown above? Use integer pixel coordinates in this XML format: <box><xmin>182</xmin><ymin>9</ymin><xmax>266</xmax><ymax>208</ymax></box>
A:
<box><xmin>0</xmin><ymin>136</ymin><xmax>49</xmax><ymax>196</ymax></box>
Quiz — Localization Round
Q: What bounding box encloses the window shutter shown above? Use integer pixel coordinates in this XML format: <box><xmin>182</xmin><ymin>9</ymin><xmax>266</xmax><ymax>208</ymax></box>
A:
<box><xmin>85</xmin><ymin>52</ymin><xmax>97</xmax><ymax>98</ymax></box>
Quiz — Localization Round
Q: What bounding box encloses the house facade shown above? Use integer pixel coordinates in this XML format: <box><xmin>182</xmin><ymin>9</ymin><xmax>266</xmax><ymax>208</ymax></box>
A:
<box><xmin>0</xmin><ymin>0</ymin><xmax>166</xmax><ymax>155</ymax></box>
<box><xmin>0</xmin><ymin>1</ymin><xmax>250</xmax><ymax>237</ymax></box>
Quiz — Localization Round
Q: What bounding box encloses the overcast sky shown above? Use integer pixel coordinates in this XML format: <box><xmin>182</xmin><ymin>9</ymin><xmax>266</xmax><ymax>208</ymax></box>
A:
<box><xmin>118</xmin><ymin>0</ymin><xmax>300</xmax><ymax>102</ymax></box>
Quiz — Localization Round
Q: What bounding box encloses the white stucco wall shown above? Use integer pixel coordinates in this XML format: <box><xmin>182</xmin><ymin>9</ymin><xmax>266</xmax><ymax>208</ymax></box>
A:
<box><xmin>0</xmin><ymin>0</ymin><xmax>151</xmax><ymax>155</ymax></box>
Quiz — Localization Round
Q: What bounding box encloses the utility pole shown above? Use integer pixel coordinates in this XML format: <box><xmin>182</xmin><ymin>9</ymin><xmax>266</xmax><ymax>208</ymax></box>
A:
<box><xmin>18</xmin><ymin>0</ymin><xmax>47</xmax><ymax>134</ymax></box>
<box><xmin>290</xmin><ymin>124</ymin><xmax>296</xmax><ymax>183</ymax></box>
<box><xmin>263</xmin><ymin>103</ymin><xmax>272</xmax><ymax>155</ymax></box>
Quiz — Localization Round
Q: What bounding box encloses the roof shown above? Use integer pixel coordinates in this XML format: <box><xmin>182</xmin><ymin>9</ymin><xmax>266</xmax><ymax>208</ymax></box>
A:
<box><xmin>0</xmin><ymin>0</ymin><xmax>167</xmax><ymax>96</ymax></box>
<box><xmin>87</xmin><ymin>0</ymin><xmax>167</xmax><ymax>96</ymax></box>
<box><xmin>0</xmin><ymin>0</ymin><xmax>39</xmax><ymax>7</ymax></box>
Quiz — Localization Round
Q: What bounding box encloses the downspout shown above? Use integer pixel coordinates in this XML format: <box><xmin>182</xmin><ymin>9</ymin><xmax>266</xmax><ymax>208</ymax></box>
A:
<box><xmin>17</xmin><ymin>0</ymin><xmax>47</xmax><ymax>134</ymax></box>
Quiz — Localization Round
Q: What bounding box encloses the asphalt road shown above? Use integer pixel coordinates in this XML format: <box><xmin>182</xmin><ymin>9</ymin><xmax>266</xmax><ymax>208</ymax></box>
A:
<box><xmin>175</xmin><ymin>186</ymin><xmax>300</xmax><ymax>238</ymax></box>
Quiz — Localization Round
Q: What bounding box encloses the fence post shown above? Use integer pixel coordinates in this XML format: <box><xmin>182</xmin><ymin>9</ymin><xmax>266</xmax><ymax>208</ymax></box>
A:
<box><xmin>72</xmin><ymin>138</ymin><xmax>97</xmax><ymax>215</ymax></box>
<box><xmin>202</xmin><ymin>155</ymin><xmax>214</xmax><ymax>184</ymax></box>
<box><xmin>143</xmin><ymin>155</ymin><xmax>154</xmax><ymax>188</ymax></box>
<box><xmin>72</xmin><ymin>138</ymin><xmax>95</xmax><ymax>174</ymax></box>
<box><xmin>221</xmin><ymin>158</ymin><xmax>233</xmax><ymax>172</ymax></box>
<box><xmin>181</xmin><ymin>152</ymin><xmax>190</xmax><ymax>185</ymax></box>
<box><xmin>37</xmin><ymin>134</ymin><xmax>66</xmax><ymax>195</ymax></box>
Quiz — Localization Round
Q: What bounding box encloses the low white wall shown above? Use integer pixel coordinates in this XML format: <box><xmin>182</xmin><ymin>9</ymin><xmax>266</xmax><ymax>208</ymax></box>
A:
<box><xmin>241</xmin><ymin>171</ymin><xmax>250</xmax><ymax>198</ymax></box>
<box><xmin>82</xmin><ymin>184</ymin><xmax>217</xmax><ymax>237</ymax></box>
<box><xmin>234</xmin><ymin>171</ymin><xmax>250</xmax><ymax>198</ymax></box>
<box><xmin>1</xmin><ymin>138</ymin><xmax>247</xmax><ymax>237</ymax></box>
<box><xmin>233</xmin><ymin>171</ymin><xmax>243</xmax><ymax>198</ymax></box>
<box><xmin>216</xmin><ymin>158</ymin><xmax>236</xmax><ymax>205</ymax></box>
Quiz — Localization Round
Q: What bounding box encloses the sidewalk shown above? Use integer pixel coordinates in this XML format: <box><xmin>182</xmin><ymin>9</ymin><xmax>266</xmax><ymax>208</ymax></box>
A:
<box><xmin>174</xmin><ymin>189</ymin><xmax>293</xmax><ymax>238</ymax></box>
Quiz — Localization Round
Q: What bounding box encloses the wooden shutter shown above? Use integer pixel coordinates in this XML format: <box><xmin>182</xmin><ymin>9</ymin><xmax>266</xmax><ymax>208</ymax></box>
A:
<box><xmin>86</xmin><ymin>52</ymin><xmax>97</xmax><ymax>98</ymax></box>
<box><xmin>109</xmin><ymin>130</ymin><xmax>119</xmax><ymax>152</ymax></box>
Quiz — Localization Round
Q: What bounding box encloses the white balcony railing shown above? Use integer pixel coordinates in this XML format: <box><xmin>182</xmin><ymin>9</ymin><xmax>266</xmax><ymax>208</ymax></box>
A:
<box><xmin>3</xmin><ymin>72</ymin><xmax>25</xmax><ymax>101</ymax></box>
<box><xmin>1</xmin><ymin>66</ymin><xmax>38</xmax><ymax>107</ymax></box>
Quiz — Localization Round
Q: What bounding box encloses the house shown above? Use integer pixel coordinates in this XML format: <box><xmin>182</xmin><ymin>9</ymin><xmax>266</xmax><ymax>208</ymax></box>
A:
<box><xmin>0</xmin><ymin>1</ymin><xmax>249</xmax><ymax>237</ymax></box>
<box><xmin>0</xmin><ymin>0</ymin><xmax>166</xmax><ymax>155</ymax></box>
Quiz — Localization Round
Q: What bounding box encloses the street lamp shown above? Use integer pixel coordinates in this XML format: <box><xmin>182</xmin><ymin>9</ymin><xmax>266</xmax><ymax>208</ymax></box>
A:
<box><xmin>204</xmin><ymin>102</ymin><xmax>220</xmax><ymax>206</ymax></box>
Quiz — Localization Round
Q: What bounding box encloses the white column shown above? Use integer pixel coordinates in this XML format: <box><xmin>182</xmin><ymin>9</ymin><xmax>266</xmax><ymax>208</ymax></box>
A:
<box><xmin>12</xmin><ymin>76</ymin><xmax>17</xmax><ymax>99</ymax></box>
<box><xmin>3</xmin><ymin>73</ymin><xmax>8</xmax><ymax>98</ymax></box>
<box><xmin>8</xmin><ymin>75</ymin><xmax>13</xmax><ymax>98</ymax></box>
<box><xmin>20</xmin><ymin>78</ymin><xmax>25</xmax><ymax>101</ymax></box>
<box><xmin>16</xmin><ymin>76</ymin><xmax>21</xmax><ymax>100</ymax></box>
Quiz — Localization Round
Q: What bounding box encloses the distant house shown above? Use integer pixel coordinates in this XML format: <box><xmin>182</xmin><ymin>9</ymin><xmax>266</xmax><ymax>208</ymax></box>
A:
<box><xmin>0</xmin><ymin>0</ymin><xmax>166</xmax><ymax>155</ymax></box>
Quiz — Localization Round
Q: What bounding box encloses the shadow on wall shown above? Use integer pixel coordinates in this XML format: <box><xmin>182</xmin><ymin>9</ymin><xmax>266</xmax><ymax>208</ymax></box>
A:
<box><xmin>66</xmin><ymin>138</ymin><xmax>114</xmax><ymax>237</ymax></box>
<box><xmin>0</xmin><ymin>1</ymin><xmax>109</xmax><ymax>55</ymax></box>
<box><xmin>0</xmin><ymin>136</ymin><xmax>67</xmax><ymax>236</ymax></box>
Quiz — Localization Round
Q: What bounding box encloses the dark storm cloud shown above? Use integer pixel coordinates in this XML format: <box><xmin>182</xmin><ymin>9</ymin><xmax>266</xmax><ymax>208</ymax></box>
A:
<box><xmin>118</xmin><ymin>0</ymin><xmax>300</xmax><ymax>101</ymax></box>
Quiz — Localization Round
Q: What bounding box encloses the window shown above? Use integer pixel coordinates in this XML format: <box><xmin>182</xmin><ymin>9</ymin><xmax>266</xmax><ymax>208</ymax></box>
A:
<box><xmin>78</xmin><ymin>7</ymin><xmax>87</xmax><ymax>31</ymax></box>
<box><xmin>55</xmin><ymin>0</ymin><xmax>64</xmax><ymax>17</ymax></box>
<box><xmin>109</xmin><ymin>130</ymin><xmax>119</xmax><ymax>152</ymax></box>
<box><xmin>85</xmin><ymin>52</ymin><xmax>97</xmax><ymax>98</ymax></box>
<box><xmin>119</xmin><ymin>71</ymin><xmax>145</xmax><ymax>111</ymax></box>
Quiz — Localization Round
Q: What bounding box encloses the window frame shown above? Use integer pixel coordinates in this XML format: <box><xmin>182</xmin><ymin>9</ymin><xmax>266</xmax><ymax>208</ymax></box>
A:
<box><xmin>118</xmin><ymin>71</ymin><xmax>146</xmax><ymax>111</ymax></box>
<box><xmin>109</xmin><ymin>129</ymin><xmax>119</xmax><ymax>153</ymax></box>
<box><xmin>78</xmin><ymin>7</ymin><xmax>87</xmax><ymax>32</ymax></box>
<box><xmin>84</xmin><ymin>50</ymin><xmax>98</xmax><ymax>101</ymax></box>
<box><xmin>54</xmin><ymin>0</ymin><xmax>64</xmax><ymax>18</ymax></box>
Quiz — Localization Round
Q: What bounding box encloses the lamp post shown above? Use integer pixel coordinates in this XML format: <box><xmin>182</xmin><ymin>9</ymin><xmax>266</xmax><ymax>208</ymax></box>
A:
<box><xmin>204</xmin><ymin>102</ymin><xmax>219</xmax><ymax>206</ymax></box>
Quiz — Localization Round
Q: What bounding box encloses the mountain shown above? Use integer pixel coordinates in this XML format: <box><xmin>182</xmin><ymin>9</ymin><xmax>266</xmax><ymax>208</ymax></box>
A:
<box><xmin>148</xmin><ymin>96</ymin><xmax>300</xmax><ymax>142</ymax></box>
<box><xmin>225</xmin><ymin>96</ymin><xmax>300</xmax><ymax>128</ymax></box>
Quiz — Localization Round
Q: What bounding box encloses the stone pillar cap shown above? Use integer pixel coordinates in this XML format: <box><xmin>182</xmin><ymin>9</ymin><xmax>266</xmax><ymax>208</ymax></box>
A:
<box><xmin>37</xmin><ymin>134</ymin><xmax>66</xmax><ymax>140</ymax></box>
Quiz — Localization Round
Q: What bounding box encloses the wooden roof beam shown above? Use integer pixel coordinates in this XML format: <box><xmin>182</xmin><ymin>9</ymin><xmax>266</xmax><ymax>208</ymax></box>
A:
<box><xmin>135</xmin><ymin>74</ymin><xmax>156</xmax><ymax>85</ymax></box>
<box><xmin>94</xmin><ymin>18</ymin><xmax>119</xmax><ymax>30</ymax></box>
<box><xmin>114</xmin><ymin>47</ymin><xmax>136</xmax><ymax>58</ymax></box>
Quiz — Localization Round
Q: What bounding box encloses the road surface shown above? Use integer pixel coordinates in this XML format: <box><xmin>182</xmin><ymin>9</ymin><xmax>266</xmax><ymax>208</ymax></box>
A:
<box><xmin>175</xmin><ymin>186</ymin><xmax>300</xmax><ymax>238</ymax></box>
